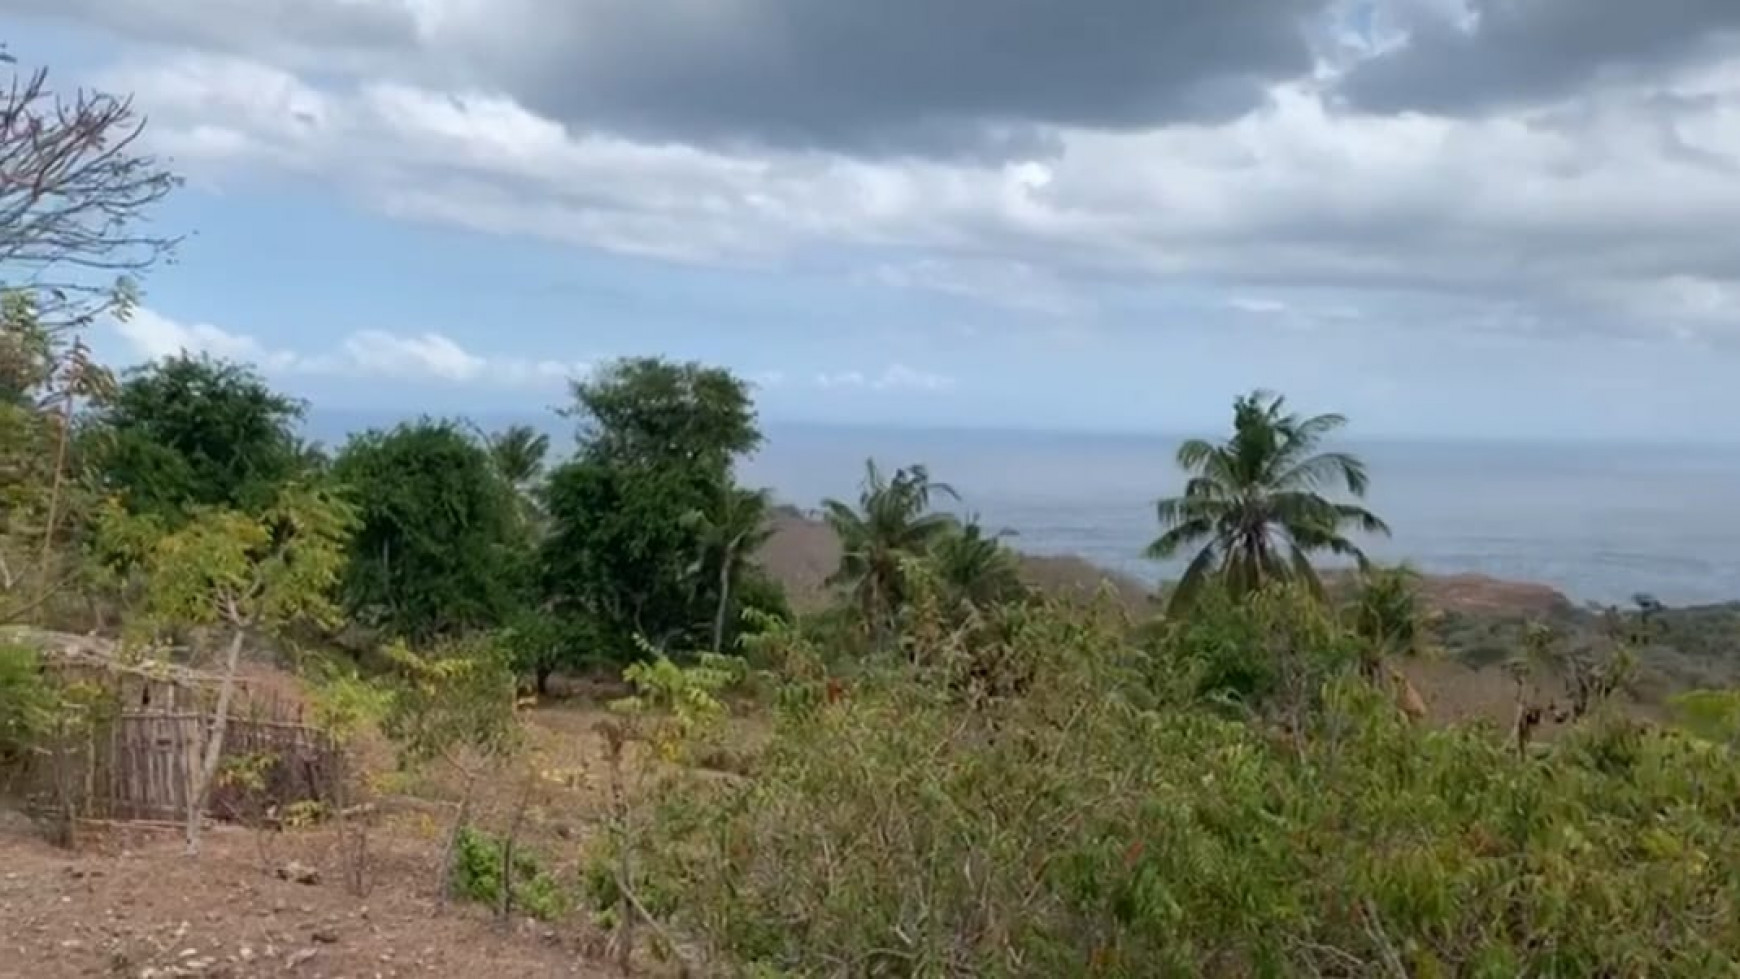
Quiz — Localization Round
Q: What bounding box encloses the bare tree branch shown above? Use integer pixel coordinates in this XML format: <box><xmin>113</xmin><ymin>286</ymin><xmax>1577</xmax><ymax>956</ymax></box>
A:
<box><xmin>0</xmin><ymin>45</ymin><xmax>182</xmax><ymax>333</ymax></box>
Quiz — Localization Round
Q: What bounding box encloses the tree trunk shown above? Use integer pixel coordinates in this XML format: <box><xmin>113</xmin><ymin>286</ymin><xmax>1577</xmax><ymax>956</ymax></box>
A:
<box><xmin>437</xmin><ymin>768</ymin><xmax>478</xmax><ymax>906</ymax></box>
<box><xmin>186</xmin><ymin>625</ymin><xmax>246</xmax><ymax>856</ymax></box>
<box><xmin>712</xmin><ymin>543</ymin><xmax>735</xmax><ymax>653</ymax></box>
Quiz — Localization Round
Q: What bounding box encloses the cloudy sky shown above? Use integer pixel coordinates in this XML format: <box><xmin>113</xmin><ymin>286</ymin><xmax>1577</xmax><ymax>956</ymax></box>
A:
<box><xmin>6</xmin><ymin>0</ymin><xmax>1740</xmax><ymax>439</ymax></box>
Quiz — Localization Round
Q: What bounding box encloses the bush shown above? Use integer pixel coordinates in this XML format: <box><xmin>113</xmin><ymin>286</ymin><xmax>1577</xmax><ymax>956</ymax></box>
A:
<box><xmin>0</xmin><ymin>643</ymin><xmax>54</xmax><ymax>775</ymax></box>
<box><xmin>615</xmin><ymin>593</ymin><xmax>1740</xmax><ymax>977</ymax></box>
<box><xmin>451</xmin><ymin>825</ymin><xmax>572</xmax><ymax>921</ymax></box>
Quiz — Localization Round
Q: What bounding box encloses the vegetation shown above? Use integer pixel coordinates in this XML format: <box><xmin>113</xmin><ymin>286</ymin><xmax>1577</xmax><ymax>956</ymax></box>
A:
<box><xmin>822</xmin><ymin>460</ymin><xmax>960</xmax><ymax>644</ymax></box>
<box><xmin>118</xmin><ymin>484</ymin><xmax>354</xmax><ymax>854</ymax></box>
<box><xmin>540</xmin><ymin>358</ymin><xmax>771</xmax><ymax>663</ymax></box>
<box><xmin>86</xmin><ymin>355</ymin><xmax>310</xmax><ymax>523</ymax></box>
<box><xmin>619</xmin><ymin>592</ymin><xmax>1740</xmax><ymax>977</ymax></box>
<box><xmin>0</xmin><ymin>47</ymin><xmax>181</xmax><ymax>333</ymax></box>
<box><xmin>8</xmin><ymin>41</ymin><xmax>1740</xmax><ymax>975</ymax></box>
<box><xmin>331</xmin><ymin>419</ymin><xmax>527</xmax><ymax>643</ymax></box>
<box><xmin>0</xmin><ymin>292</ymin><xmax>111</xmax><ymax>625</ymax></box>
<box><xmin>1149</xmin><ymin>390</ymin><xmax>1389</xmax><ymax>614</ymax></box>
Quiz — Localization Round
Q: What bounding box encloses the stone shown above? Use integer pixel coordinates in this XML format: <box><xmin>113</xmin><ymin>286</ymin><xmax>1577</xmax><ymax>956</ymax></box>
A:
<box><xmin>276</xmin><ymin>861</ymin><xmax>321</xmax><ymax>886</ymax></box>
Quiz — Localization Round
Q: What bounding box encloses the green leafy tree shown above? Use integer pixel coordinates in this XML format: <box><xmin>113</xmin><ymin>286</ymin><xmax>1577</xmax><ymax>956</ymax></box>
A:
<box><xmin>930</xmin><ymin>517</ymin><xmax>1025</xmax><ymax>609</ymax></box>
<box><xmin>0</xmin><ymin>292</ymin><xmax>113</xmax><ymax>624</ymax></box>
<box><xmin>331</xmin><ymin>419</ymin><xmax>526</xmax><ymax>643</ymax></box>
<box><xmin>124</xmin><ymin>484</ymin><xmax>354</xmax><ymax>854</ymax></box>
<box><xmin>684</xmin><ymin>484</ymin><xmax>775</xmax><ymax>652</ymax></box>
<box><xmin>541</xmin><ymin>460</ymin><xmax>710</xmax><ymax>656</ymax></box>
<box><xmin>560</xmin><ymin>357</ymin><xmax>761</xmax><ymax>469</ymax></box>
<box><xmin>487</xmin><ymin>423</ymin><xmax>551</xmax><ymax>532</ymax></box>
<box><xmin>822</xmin><ymin>460</ymin><xmax>960</xmax><ymax>642</ymax></box>
<box><xmin>1148</xmin><ymin>390</ymin><xmax>1389</xmax><ymax>614</ymax></box>
<box><xmin>541</xmin><ymin>358</ymin><xmax>763</xmax><ymax>663</ymax></box>
<box><xmin>85</xmin><ymin>354</ymin><xmax>308</xmax><ymax>522</ymax></box>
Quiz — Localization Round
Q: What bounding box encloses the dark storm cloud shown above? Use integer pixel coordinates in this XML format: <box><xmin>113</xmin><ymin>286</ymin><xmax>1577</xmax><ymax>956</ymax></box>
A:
<box><xmin>1339</xmin><ymin>0</ymin><xmax>1740</xmax><ymax>114</ymax></box>
<box><xmin>489</xmin><ymin>0</ymin><xmax>1333</xmax><ymax>156</ymax></box>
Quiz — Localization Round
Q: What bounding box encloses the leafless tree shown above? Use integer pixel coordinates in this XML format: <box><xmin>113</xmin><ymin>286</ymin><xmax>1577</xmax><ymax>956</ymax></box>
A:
<box><xmin>1</xmin><ymin>46</ymin><xmax>181</xmax><ymax>332</ymax></box>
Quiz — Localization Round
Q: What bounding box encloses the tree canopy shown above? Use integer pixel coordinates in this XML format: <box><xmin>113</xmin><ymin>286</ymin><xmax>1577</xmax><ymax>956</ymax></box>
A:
<box><xmin>331</xmin><ymin>419</ymin><xmax>526</xmax><ymax>643</ymax></box>
<box><xmin>562</xmin><ymin>357</ymin><xmax>760</xmax><ymax>469</ymax></box>
<box><xmin>822</xmin><ymin>460</ymin><xmax>960</xmax><ymax>641</ymax></box>
<box><xmin>85</xmin><ymin>354</ymin><xmax>308</xmax><ymax>522</ymax></box>
<box><xmin>1149</xmin><ymin>390</ymin><xmax>1389</xmax><ymax>614</ymax></box>
<box><xmin>540</xmin><ymin>357</ymin><xmax>772</xmax><ymax>663</ymax></box>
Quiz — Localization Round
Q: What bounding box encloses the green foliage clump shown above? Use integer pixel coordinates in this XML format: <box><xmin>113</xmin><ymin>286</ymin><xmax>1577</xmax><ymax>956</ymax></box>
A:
<box><xmin>620</xmin><ymin>594</ymin><xmax>1740</xmax><ymax>978</ymax></box>
<box><xmin>451</xmin><ymin>825</ymin><xmax>571</xmax><ymax>921</ymax></box>
<box><xmin>332</xmin><ymin>419</ymin><xmax>527</xmax><ymax>642</ymax></box>
<box><xmin>127</xmin><ymin>483</ymin><xmax>355</xmax><ymax>637</ymax></box>
<box><xmin>0</xmin><ymin>292</ymin><xmax>115</xmax><ymax>627</ymax></box>
<box><xmin>822</xmin><ymin>460</ymin><xmax>960</xmax><ymax>643</ymax></box>
<box><xmin>85</xmin><ymin>354</ymin><xmax>310</xmax><ymax>523</ymax></box>
<box><xmin>540</xmin><ymin>357</ymin><xmax>776</xmax><ymax>663</ymax></box>
<box><xmin>612</xmin><ymin>649</ymin><xmax>745</xmax><ymax>761</ymax></box>
<box><xmin>1149</xmin><ymin>390</ymin><xmax>1389</xmax><ymax>614</ymax></box>
<box><xmin>379</xmin><ymin>632</ymin><xmax>522</xmax><ymax>769</ymax></box>
<box><xmin>0</xmin><ymin>643</ymin><xmax>55</xmax><ymax>771</ymax></box>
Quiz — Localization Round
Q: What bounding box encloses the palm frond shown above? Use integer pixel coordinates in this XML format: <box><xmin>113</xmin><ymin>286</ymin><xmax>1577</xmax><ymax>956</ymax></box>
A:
<box><xmin>1275</xmin><ymin>451</ymin><xmax>1370</xmax><ymax>496</ymax></box>
<box><xmin>1164</xmin><ymin>542</ymin><xmax>1221</xmax><ymax>616</ymax></box>
<box><xmin>1146</xmin><ymin>515</ymin><xmax>1215</xmax><ymax>559</ymax></box>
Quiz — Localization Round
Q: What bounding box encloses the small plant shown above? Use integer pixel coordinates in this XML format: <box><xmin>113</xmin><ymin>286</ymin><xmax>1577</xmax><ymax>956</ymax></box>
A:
<box><xmin>377</xmin><ymin>632</ymin><xmax>523</xmax><ymax>902</ymax></box>
<box><xmin>450</xmin><ymin>826</ymin><xmax>572</xmax><ymax>922</ymax></box>
<box><xmin>612</xmin><ymin>645</ymin><xmax>744</xmax><ymax>762</ymax></box>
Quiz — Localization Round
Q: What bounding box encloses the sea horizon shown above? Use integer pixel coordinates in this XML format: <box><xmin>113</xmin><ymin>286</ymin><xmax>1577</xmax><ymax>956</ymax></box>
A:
<box><xmin>305</xmin><ymin>409</ymin><xmax>1740</xmax><ymax>609</ymax></box>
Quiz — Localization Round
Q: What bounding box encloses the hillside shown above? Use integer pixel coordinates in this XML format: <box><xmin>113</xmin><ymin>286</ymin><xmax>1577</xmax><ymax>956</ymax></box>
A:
<box><xmin>757</xmin><ymin>508</ymin><xmax>1153</xmax><ymax>614</ymax></box>
<box><xmin>758</xmin><ymin>510</ymin><xmax>1740</xmax><ymax>724</ymax></box>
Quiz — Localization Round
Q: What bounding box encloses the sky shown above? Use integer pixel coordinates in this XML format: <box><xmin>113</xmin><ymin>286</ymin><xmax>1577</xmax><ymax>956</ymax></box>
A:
<box><xmin>4</xmin><ymin>1</ymin><xmax>1740</xmax><ymax>439</ymax></box>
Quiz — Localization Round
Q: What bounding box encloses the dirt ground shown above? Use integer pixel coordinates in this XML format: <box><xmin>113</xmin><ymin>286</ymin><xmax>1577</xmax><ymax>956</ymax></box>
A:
<box><xmin>0</xmin><ymin>817</ymin><xmax>617</xmax><ymax>979</ymax></box>
<box><xmin>0</xmin><ymin>690</ymin><xmax>764</xmax><ymax>979</ymax></box>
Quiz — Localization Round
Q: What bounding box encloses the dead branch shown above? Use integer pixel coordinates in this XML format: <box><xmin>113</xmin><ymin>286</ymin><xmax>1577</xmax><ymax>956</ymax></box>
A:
<box><xmin>0</xmin><ymin>49</ymin><xmax>181</xmax><ymax>331</ymax></box>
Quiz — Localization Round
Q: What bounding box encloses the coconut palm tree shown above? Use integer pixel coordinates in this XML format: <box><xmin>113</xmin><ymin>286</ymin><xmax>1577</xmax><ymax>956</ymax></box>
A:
<box><xmin>822</xmin><ymin>460</ymin><xmax>959</xmax><ymax>641</ymax></box>
<box><xmin>1149</xmin><ymin>390</ymin><xmax>1389</xmax><ymax>614</ymax></box>
<box><xmin>1349</xmin><ymin>563</ymin><xmax>1434</xmax><ymax>720</ymax></box>
<box><xmin>931</xmin><ymin>517</ymin><xmax>1024</xmax><ymax>608</ymax></box>
<box><xmin>488</xmin><ymin>424</ymin><xmax>550</xmax><ymax>491</ymax></box>
<box><xmin>487</xmin><ymin>424</ymin><xmax>551</xmax><ymax>529</ymax></box>
<box><xmin>684</xmin><ymin>484</ymin><xmax>774</xmax><ymax>652</ymax></box>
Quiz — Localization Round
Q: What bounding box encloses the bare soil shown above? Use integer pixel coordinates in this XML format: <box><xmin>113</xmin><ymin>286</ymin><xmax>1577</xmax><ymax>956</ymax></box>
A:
<box><xmin>0</xmin><ymin>819</ymin><xmax>610</xmax><ymax>979</ymax></box>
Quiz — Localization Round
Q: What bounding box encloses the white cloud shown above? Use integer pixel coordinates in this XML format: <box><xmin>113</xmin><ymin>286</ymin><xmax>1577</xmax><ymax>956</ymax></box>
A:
<box><xmin>333</xmin><ymin>330</ymin><xmax>486</xmax><ymax>382</ymax></box>
<box><xmin>813</xmin><ymin>370</ymin><xmax>867</xmax><ymax>390</ymax></box>
<box><xmin>110</xmin><ymin>308</ymin><xmax>591</xmax><ymax>386</ymax></box>
<box><xmin>114</xmin><ymin>307</ymin><xmax>299</xmax><ymax>369</ymax></box>
<box><xmin>874</xmin><ymin>364</ymin><xmax>956</xmax><ymax>392</ymax></box>
<box><xmin>1228</xmin><ymin>297</ymin><xmax>1288</xmax><ymax>315</ymax></box>
<box><xmin>813</xmin><ymin>365</ymin><xmax>955</xmax><ymax>393</ymax></box>
<box><xmin>40</xmin><ymin>7</ymin><xmax>1740</xmax><ymax>347</ymax></box>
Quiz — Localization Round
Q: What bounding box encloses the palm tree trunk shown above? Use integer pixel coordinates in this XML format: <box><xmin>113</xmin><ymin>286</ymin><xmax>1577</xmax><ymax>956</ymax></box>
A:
<box><xmin>712</xmin><ymin>543</ymin><xmax>735</xmax><ymax>652</ymax></box>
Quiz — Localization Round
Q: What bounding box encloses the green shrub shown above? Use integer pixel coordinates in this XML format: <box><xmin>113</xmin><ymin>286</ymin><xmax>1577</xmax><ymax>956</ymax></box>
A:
<box><xmin>616</xmin><ymin>593</ymin><xmax>1740</xmax><ymax>977</ymax></box>
<box><xmin>0</xmin><ymin>643</ymin><xmax>54</xmax><ymax>771</ymax></box>
<box><xmin>451</xmin><ymin>825</ymin><xmax>572</xmax><ymax>921</ymax></box>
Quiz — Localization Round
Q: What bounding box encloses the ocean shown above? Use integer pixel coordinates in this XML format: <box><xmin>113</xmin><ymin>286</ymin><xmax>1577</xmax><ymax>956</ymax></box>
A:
<box><xmin>306</xmin><ymin>412</ymin><xmax>1740</xmax><ymax>608</ymax></box>
<box><xmin>739</xmin><ymin>425</ymin><xmax>1740</xmax><ymax>609</ymax></box>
